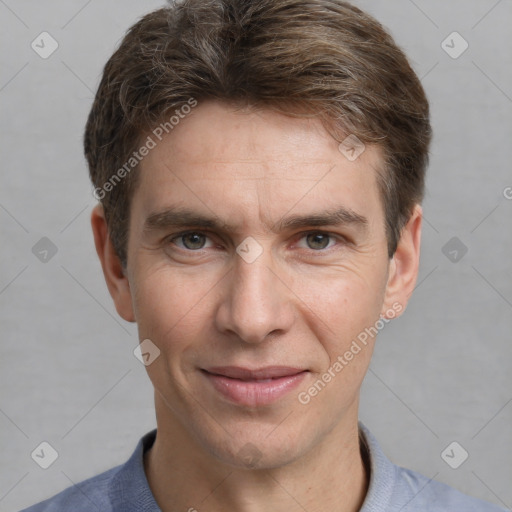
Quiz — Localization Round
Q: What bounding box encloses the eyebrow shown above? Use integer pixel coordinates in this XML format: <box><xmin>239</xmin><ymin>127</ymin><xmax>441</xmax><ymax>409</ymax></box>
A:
<box><xmin>144</xmin><ymin>208</ymin><xmax>228</xmax><ymax>234</ymax></box>
<box><xmin>143</xmin><ymin>206</ymin><xmax>368</xmax><ymax>235</ymax></box>
<box><xmin>274</xmin><ymin>208</ymin><xmax>368</xmax><ymax>232</ymax></box>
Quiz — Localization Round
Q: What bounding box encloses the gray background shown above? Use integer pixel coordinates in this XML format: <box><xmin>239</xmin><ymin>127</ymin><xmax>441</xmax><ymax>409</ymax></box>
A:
<box><xmin>1</xmin><ymin>1</ymin><xmax>511</xmax><ymax>510</ymax></box>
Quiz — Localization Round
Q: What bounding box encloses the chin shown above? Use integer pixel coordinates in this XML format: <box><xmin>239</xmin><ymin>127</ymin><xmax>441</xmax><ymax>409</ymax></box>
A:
<box><xmin>194</xmin><ymin>422</ymin><xmax>307</xmax><ymax>470</ymax></box>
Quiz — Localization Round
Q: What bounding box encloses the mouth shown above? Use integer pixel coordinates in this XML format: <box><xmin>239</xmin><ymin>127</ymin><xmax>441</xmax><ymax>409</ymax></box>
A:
<box><xmin>201</xmin><ymin>366</ymin><xmax>309</xmax><ymax>406</ymax></box>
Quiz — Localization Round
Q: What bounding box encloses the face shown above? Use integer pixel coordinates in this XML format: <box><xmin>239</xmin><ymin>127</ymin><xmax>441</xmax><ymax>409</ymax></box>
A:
<box><xmin>94</xmin><ymin>101</ymin><xmax>420</xmax><ymax>469</ymax></box>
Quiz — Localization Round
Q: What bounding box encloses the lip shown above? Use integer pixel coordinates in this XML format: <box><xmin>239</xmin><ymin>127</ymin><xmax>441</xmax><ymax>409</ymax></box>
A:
<box><xmin>202</xmin><ymin>366</ymin><xmax>308</xmax><ymax>407</ymax></box>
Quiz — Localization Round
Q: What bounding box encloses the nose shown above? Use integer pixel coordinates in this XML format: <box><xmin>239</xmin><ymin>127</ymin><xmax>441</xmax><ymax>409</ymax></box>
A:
<box><xmin>214</xmin><ymin>250</ymin><xmax>295</xmax><ymax>345</ymax></box>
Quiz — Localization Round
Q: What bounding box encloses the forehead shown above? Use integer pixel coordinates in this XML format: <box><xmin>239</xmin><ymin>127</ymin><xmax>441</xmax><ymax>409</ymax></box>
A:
<box><xmin>133</xmin><ymin>101</ymin><xmax>385</xmax><ymax>231</ymax></box>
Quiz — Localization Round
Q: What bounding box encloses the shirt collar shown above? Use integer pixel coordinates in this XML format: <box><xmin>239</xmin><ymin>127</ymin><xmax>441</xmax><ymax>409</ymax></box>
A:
<box><xmin>108</xmin><ymin>429</ymin><xmax>161</xmax><ymax>511</ymax></box>
<box><xmin>358</xmin><ymin>421</ymin><xmax>396</xmax><ymax>511</ymax></box>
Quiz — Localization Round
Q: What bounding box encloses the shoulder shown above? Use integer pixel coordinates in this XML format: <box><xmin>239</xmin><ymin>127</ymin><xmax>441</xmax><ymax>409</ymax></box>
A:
<box><xmin>19</xmin><ymin>430</ymin><xmax>158</xmax><ymax>512</ymax></box>
<box><xmin>393</xmin><ymin>465</ymin><xmax>508</xmax><ymax>512</ymax></box>
<box><xmin>19</xmin><ymin>465</ymin><xmax>121</xmax><ymax>512</ymax></box>
<box><xmin>358</xmin><ymin>422</ymin><xmax>508</xmax><ymax>512</ymax></box>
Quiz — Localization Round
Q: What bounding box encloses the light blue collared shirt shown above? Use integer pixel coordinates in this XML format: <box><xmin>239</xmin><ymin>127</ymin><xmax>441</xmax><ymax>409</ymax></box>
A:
<box><xmin>21</xmin><ymin>423</ymin><xmax>508</xmax><ymax>511</ymax></box>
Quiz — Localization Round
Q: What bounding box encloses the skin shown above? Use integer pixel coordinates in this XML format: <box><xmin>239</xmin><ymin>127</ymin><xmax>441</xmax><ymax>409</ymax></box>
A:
<box><xmin>91</xmin><ymin>101</ymin><xmax>421</xmax><ymax>512</ymax></box>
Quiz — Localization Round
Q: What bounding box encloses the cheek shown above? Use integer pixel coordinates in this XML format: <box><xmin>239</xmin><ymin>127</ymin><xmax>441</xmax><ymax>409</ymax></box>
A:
<box><xmin>290</xmin><ymin>264</ymin><xmax>388</xmax><ymax>404</ymax></box>
<box><xmin>294</xmin><ymin>276</ymin><xmax>384</xmax><ymax>411</ymax></box>
<box><xmin>293</xmin><ymin>265</ymin><xmax>387</xmax><ymax>342</ymax></box>
<box><xmin>130</xmin><ymin>264</ymin><xmax>221</xmax><ymax>354</ymax></box>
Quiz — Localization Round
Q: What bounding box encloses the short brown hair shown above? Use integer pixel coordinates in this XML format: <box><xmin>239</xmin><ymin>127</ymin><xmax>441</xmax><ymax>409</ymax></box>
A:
<box><xmin>84</xmin><ymin>0</ymin><xmax>431</xmax><ymax>266</ymax></box>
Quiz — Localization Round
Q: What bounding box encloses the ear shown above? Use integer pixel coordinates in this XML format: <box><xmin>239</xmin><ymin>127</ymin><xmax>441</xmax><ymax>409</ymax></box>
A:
<box><xmin>91</xmin><ymin>204</ymin><xmax>135</xmax><ymax>322</ymax></box>
<box><xmin>381</xmin><ymin>204</ymin><xmax>422</xmax><ymax>318</ymax></box>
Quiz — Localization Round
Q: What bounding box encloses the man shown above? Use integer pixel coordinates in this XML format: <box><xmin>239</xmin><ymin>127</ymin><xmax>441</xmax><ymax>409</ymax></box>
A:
<box><xmin>22</xmin><ymin>0</ymin><xmax>507</xmax><ymax>511</ymax></box>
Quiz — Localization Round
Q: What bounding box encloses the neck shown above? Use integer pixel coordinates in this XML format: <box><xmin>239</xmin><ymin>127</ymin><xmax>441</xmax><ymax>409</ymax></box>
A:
<box><xmin>144</xmin><ymin>396</ymin><xmax>369</xmax><ymax>512</ymax></box>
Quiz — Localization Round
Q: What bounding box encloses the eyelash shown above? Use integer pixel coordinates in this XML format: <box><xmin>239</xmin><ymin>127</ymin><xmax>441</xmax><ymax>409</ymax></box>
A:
<box><xmin>166</xmin><ymin>230</ymin><xmax>346</xmax><ymax>254</ymax></box>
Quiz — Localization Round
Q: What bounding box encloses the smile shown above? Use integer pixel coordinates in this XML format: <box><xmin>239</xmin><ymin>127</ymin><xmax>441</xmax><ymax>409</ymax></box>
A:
<box><xmin>201</xmin><ymin>366</ymin><xmax>309</xmax><ymax>407</ymax></box>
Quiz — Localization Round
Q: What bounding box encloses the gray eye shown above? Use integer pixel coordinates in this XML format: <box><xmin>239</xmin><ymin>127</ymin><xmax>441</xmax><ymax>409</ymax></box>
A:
<box><xmin>306</xmin><ymin>233</ymin><xmax>331</xmax><ymax>250</ymax></box>
<box><xmin>180</xmin><ymin>233</ymin><xmax>207</xmax><ymax>250</ymax></box>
